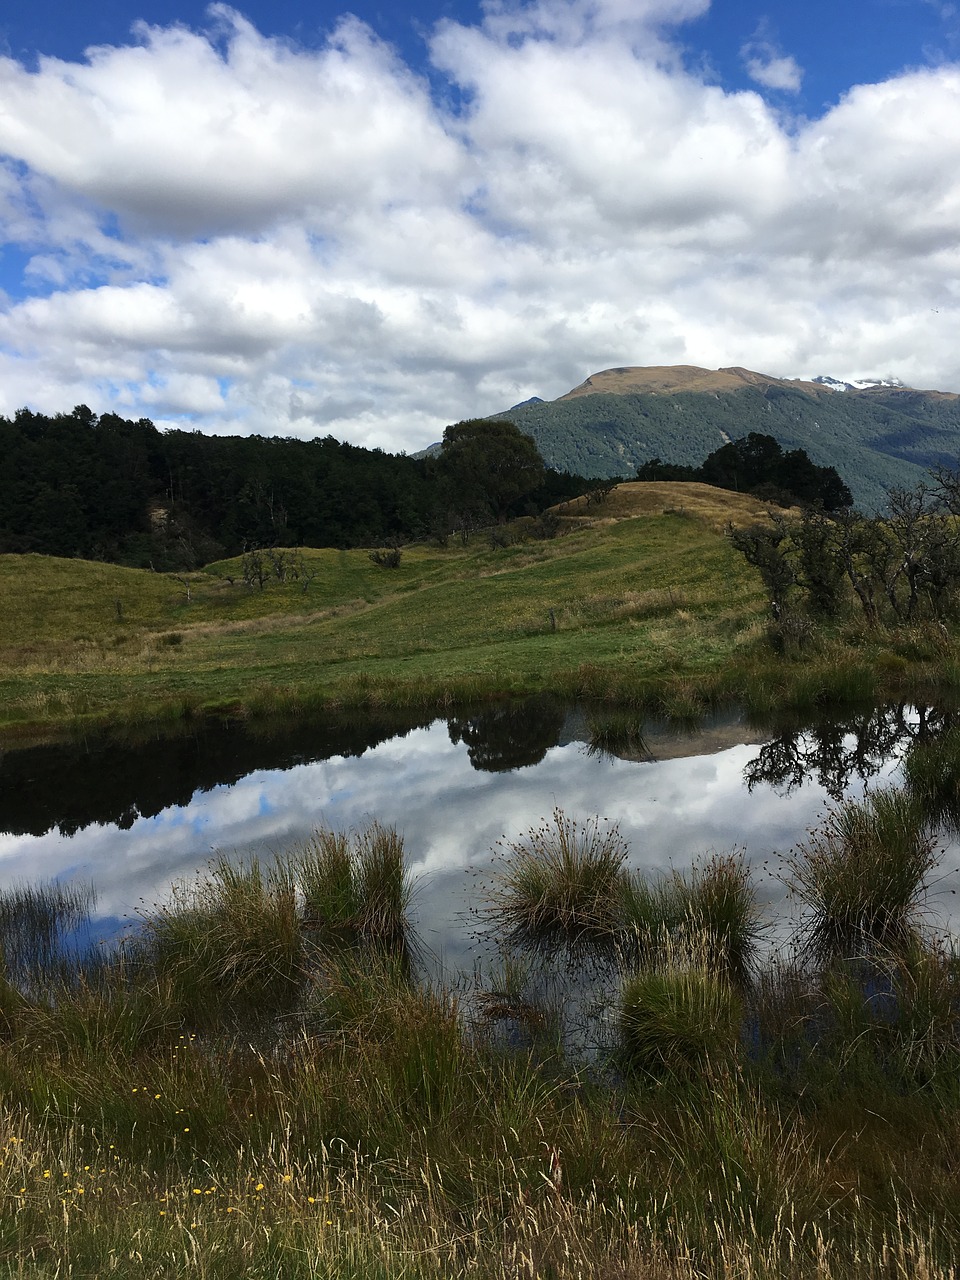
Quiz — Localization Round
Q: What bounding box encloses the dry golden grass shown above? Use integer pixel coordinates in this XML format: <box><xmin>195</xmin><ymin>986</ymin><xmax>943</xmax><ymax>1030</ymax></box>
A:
<box><xmin>558</xmin><ymin>364</ymin><xmax>826</xmax><ymax>399</ymax></box>
<box><xmin>557</xmin><ymin>480</ymin><xmax>797</xmax><ymax>532</ymax></box>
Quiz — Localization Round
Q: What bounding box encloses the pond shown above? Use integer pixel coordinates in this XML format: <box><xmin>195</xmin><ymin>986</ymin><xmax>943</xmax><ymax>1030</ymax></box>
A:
<box><xmin>1</xmin><ymin>698</ymin><xmax>958</xmax><ymax>972</ymax></box>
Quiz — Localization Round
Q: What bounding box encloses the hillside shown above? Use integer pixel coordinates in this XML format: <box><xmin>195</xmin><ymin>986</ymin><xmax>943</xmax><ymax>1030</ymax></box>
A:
<box><xmin>0</xmin><ymin>483</ymin><xmax>772</xmax><ymax>738</ymax></box>
<box><xmin>495</xmin><ymin>365</ymin><xmax>960</xmax><ymax>511</ymax></box>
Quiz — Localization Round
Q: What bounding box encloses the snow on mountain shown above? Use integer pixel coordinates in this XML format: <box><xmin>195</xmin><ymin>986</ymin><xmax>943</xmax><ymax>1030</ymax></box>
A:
<box><xmin>812</xmin><ymin>374</ymin><xmax>906</xmax><ymax>392</ymax></box>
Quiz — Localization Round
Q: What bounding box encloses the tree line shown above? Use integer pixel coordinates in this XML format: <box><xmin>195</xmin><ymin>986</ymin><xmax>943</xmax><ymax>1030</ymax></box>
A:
<box><xmin>0</xmin><ymin>408</ymin><xmax>590</xmax><ymax>569</ymax></box>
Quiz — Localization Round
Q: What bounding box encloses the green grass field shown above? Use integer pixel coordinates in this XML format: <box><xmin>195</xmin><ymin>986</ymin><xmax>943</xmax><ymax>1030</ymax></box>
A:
<box><xmin>0</xmin><ymin>484</ymin><xmax>778</xmax><ymax>736</ymax></box>
<box><xmin>4</xmin><ymin>479</ymin><xmax>960</xmax><ymax>741</ymax></box>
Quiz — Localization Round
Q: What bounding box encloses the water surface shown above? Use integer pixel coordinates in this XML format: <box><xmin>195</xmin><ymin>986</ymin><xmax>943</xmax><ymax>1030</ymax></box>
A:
<box><xmin>2</xmin><ymin>700</ymin><xmax>956</xmax><ymax>969</ymax></box>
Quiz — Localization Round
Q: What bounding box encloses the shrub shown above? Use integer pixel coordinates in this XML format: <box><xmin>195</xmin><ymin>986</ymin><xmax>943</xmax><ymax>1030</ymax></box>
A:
<box><xmin>369</xmin><ymin>546</ymin><xmax>402</xmax><ymax>568</ymax></box>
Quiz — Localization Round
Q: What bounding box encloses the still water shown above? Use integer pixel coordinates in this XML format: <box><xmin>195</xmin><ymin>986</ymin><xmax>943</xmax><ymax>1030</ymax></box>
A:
<box><xmin>1</xmin><ymin>699</ymin><xmax>957</xmax><ymax>969</ymax></box>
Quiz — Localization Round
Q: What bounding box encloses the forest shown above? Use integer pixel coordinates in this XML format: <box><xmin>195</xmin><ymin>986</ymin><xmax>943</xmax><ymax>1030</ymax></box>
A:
<box><xmin>1</xmin><ymin>408</ymin><xmax>856</xmax><ymax>571</ymax></box>
<box><xmin>636</xmin><ymin>432</ymin><xmax>853</xmax><ymax>511</ymax></box>
<box><xmin>0</xmin><ymin>408</ymin><xmax>589</xmax><ymax>570</ymax></box>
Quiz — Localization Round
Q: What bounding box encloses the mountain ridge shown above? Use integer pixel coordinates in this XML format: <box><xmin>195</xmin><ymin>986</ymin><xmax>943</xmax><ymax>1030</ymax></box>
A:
<box><xmin>486</xmin><ymin>364</ymin><xmax>960</xmax><ymax>512</ymax></box>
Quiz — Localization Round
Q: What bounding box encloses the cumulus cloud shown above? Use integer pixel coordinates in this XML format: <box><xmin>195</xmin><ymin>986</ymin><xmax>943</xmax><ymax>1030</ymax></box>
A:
<box><xmin>0</xmin><ymin>1</ymin><xmax>959</xmax><ymax>447</ymax></box>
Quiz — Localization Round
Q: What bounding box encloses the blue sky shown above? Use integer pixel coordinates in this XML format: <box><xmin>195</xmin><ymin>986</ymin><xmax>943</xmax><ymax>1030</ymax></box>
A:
<box><xmin>1</xmin><ymin>0</ymin><xmax>959</xmax><ymax>447</ymax></box>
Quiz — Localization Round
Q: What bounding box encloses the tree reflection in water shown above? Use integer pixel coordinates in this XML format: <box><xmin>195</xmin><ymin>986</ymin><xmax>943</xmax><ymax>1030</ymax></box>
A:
<box><xmin>743</xmin><ymin>703</ymin><xmax>960</xmax><ymax>800</ymax></box>
<box><xmin>5</xmin><ymin>695</ymin><xmax>959</xmax><ymax>845</ymax></box>
<box><xmin>447</xmin><ymin>696</ymin><xmax>566</xmax><ymax>772</ymax></box>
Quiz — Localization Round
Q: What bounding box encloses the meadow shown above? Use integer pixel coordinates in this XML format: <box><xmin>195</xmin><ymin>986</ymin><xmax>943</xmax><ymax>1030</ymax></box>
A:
<box><xmin>2</xmin><ymin>481</ymin><xmax>959</xmax><ymax>743</ymax></box>
<box><xmin>7</xmin><ymin>483</ymin><xmax>960</xmax><ymax>1275</ymax></box>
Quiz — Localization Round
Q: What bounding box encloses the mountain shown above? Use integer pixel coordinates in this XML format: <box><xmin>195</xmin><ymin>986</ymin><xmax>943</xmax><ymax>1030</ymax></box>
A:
<box><xmin>490</xmin><ymin>365</ymin><xmax>960</xmax><ymax>512</ymax></box>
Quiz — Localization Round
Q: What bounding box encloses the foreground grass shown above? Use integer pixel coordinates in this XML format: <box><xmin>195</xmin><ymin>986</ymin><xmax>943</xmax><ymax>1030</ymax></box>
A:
<box><xmin>4</xmin><ymin>790</ymin><xmax>960</xmax><ymax>1277</ymax></box>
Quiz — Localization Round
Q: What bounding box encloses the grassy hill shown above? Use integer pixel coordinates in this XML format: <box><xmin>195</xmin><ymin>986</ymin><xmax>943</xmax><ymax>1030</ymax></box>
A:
<box><xmin>0</xmin><ymin>484</ymin><xmax>781</xmax><ymax>738</ymax></box>
<box><xmin>494</xmin><ymin>367</ymin><xmax>960</xmax><ymax>511</ymax></box>
<box><xmin>4</xmin><ymin>479</ymin><xmax>960</xmax><ymax>742</ymax></box>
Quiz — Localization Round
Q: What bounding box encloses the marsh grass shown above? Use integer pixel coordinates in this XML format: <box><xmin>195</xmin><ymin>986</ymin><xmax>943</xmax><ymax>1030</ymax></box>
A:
<box><xmin>0</xmin><ymin>880</ymin><xmax>95</xmax><ymax>988</ymax></box>
<box><xmin>621</xmin><ymin>851</ymin><xmax>762</xmax><ymax>982</ymax></box>
<box><xmin>140</xmin><ymin>856</ymin><xmax>302</xmax><ymax>1025</ymax></box>
<box><xmin>296</xmin><ymin>823</ymin><xmax>412</xmax><ymax>946</ymax></box>
<box><xmin>787</xmin><ymin>788</ymin><xmax>938</xmax><ymax>961</ymax></box>
<box><xmin>137</xmin><ymin>824</ymin><xmax>412</xmax><ymax>1027</ymax></box>
<box><xmin>586</xmin><ymin>708</ymin><xmax>651</xmax><ymax>760</ymax></box>
<box><xmin>487</xmin><ymin>809</ymin><xmax>630</xmax><ymax>950</ymax></box>
<box><xmin>619</xmin><ymin>962</ymin><xmax>743</xmax><ymax>1078</ymax></box>
<box><xmin>3</xmin><ymin>819</ymin><xmax>960</xmax><ymax>1274</ymax></box>
<box><xmin>903</xmin><ymin>727</ymin><xmax>960</xmax><ymax>834</ymax></box>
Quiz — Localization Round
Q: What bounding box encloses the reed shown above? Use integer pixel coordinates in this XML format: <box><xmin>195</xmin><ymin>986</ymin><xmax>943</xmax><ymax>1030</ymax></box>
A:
<box><xmin>0</xmin><ymin>880</ymin><xmax>95</xmax><ymax>987</ymax></box>
<box><xmin>620</xmin><ymin>852</ymin><xmax>762</xmax><ymax>982</ymax></box>
<box><xmin>903</xmin><ymin>727</ymin><xmax>960</xmax><ymax>834</ymax></box>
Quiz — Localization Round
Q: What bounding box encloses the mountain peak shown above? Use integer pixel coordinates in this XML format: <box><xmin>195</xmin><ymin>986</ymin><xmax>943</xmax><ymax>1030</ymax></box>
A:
<box><xmin>557</xmin><ymin>364</ymin><xmax>825</xmax><ymax>400</ymax></box>
<box><xmin>812</xmin><ymin>374</ymin><xmax>907</xmax><ymax>392</ymax></box>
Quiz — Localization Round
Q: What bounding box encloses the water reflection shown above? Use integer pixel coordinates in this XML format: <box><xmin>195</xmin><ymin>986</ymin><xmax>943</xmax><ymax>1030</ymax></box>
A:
<box><xmin>448</xmin><ymin>696</ymin><xmax>566</xmax><ymax>772</ymax></box>
<box><xmin>0</xmin><ymin>698</ymin><xmax>956</xmax><ymax>973</ymax></box>
<box><xmin>744</xmin><ymin>704</ymin><xmax>960</xmax><ymax>799</ymax></box>
<box><xmin>0</xmin><ymin>709</ymin><xmax>435</xmax><ymax>838</ymax></box>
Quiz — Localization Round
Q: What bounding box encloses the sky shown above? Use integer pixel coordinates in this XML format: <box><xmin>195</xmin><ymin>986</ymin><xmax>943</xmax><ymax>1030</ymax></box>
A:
<box><xmin>1</xmin><ymin>0</ymin><xmax>960</xmax><ymax>451</ymax></box>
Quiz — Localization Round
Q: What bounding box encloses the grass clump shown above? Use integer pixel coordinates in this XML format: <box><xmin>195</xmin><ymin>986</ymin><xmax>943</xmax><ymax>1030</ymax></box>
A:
<box><xmin>296</xmin><ymin>822</ymin><xmax>411</xmax><ymax>946</ymax></box>
<box><xmin>621</xmin><ymin>851</ymin><xmax>762</xmax><ymax>982</ymax></box>
<box><xmin>138</xmin><ymin>856</ymin><xmax>302</xmax><ymax>1026</ymax></box>
<box><xmin>903</xmin><ymin>726</ymin><xmax>960</xmax><ymax>834</ymax></box>
<box><xmin>487</xmin><ymin>809</ymin><xmax>629</xmax><ymax>950</ymax></box>
<box><xmin>137</xmin><ymin>823</ymin><xmax>412</xmax><ymax>1027</ymax></box>
<box><xmin>619</xmin><ymin>959</ymin><xmax>743</xmax><ymax>1078</ymax></box>
<box><xmin>0</xmin><ymin>881</ymin><xmax>95</xmax><ymax>988</ymax></box>
<box><xmin>787</xmin><ymin>787</ymin><xmax>937</xmax><ymax>961</ymax></box>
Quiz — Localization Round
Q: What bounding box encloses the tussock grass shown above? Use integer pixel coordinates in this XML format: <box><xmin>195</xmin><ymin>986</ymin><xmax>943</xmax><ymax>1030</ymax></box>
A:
<box><xmin>486</xmin><ymin>810</ymin><xmax>630</xmax><ymax>950</ymax></box>
<box><xmin>619</xmin><ymin>961</ymin><xmax>743</xmax><ymax>1078</ymax></box>
<box><xmin>136</xmin><ymin>825</ymin><xmax>412</xmax><ymax>1027</ymax></box>
<box><xmin>487</xmin><ymin>817</ymin><xmax>762</xmax><ymax>982</ymax></box>
<box><xmin>903</xmin><ymin>727</ymin><xmax>960</xmax><ymax>834</ymax></box>
<box><xmin>586</xmin><ymin>708</ymin><xmax>651</xmax><ymax>759</ymax></box>
<box><xmin>296</xmin><ymin>823</ymin><xmax>411</xmax><ymax>946</ymax></box>
<box><xmin>787</xmin><ymin>788</ymin><xmax>937</xmax><ymax>961</ymax></box>
<box><xmin>620</xmin><ymin>855</ymin><xmax>762</xmax><ymax>979</ymax></box>
<box><xmin>0</xmin><ymin>880</ymin><xmax>95</xmax><ymax>986</ymax></box>
<box><xmin>139</xmin><ymin>856</ymin><xmax>303</xmax><ymax>1025</ymax></box>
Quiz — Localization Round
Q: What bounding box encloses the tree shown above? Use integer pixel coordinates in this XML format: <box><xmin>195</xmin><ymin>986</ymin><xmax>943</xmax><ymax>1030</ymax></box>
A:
<box><xmin>435</xmin><ymin>420</ymin><xmax>546</xmax><ymax>524</ymax></box>
<box><xmin>642</xmin><ymin>433</ymin><xmax>852</xmax><ymax>511</ymax></box>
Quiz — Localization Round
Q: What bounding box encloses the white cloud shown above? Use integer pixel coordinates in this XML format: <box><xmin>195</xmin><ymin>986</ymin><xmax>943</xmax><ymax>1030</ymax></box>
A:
<box><xmin>740</xmin><ymin>42</ymin><xmax>802</xmax><ymax>92</ymax></box>
<box><xmin>0</xmin><ymin>1</ymin><xmax>959</xmax><ymax>447</ymax></box>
